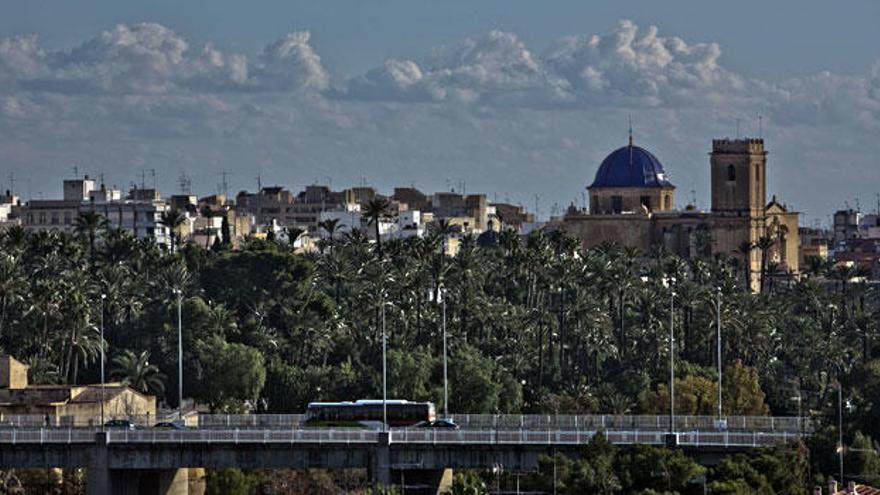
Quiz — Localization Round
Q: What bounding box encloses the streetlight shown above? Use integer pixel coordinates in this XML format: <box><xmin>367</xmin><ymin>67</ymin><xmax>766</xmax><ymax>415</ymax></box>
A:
<box><xmin>430</xmin><ymin>286</ymin><xmax>450</xmax><ymax>419</ymax></box>
<box><xmin>662</xmin><ymin>276</ymin><xmax>676</xmax><ymax>434</ymax></box>
<box><xmin>173</xmin><ymin>288</ymin><xmax>183</xmax><ymax>420</ymax></box>
<box><xmin>715</xmin><ymin>287</ymin><xmax>723</xmax><ymax>422</ymax></box>
<box><xmin>100</xmin><ymin>293</ymin><xmax>107</xmax><ymax>427</ymax></box>
<box><xmin>381</xmin><ymin>292</ymin><xmax>387</xmax><ymax>431</ymax></box>
<box><xmin>835</xmin><ymin>379</ymin><xmax>844</xmax><ymax>484</ymax></box>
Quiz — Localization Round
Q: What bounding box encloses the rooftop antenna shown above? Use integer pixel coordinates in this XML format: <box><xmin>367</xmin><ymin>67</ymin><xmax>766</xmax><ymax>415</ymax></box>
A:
<box><xmin>149</xmin><ymin>169</ymin><xmax>157</xmax><ymax>190</ymax></box>
<box><xmin>256</xmin><ymin>173</ymin><xmax>262</xmax><ymax>192</ymax></box>
<box><xmin>758</xmin><ymin>114</ymin><xmax>763</xmax><ymax>138</ymax></box>
<box><xmin>534</xmin><ymin>194</ymin><xmax>540</xmax><ymax>220</ymax></box>
<box><xmin>628</xmin><ymin>114</ymin><xmax>633</xmax><ymax>147</ymax></box>
<box><xmin>178</xmin><ymin>172</ymin><xmax>192</xmax><ymax>194</ymax></box>
<box><xmin>8</xmin><ymin>171</ymin><xmax>15</xmax><ymax>195</ymax></box>
<box><xmin>140</xmin><ymin>170</ymin><xmax>146</xmax><ymax>190</ymax></box>
<box><xmin>72</xmin><ymin>165</ymin><xmax>79</xmax><ymax>179</ymax></box>
<box><xmin>690</xmin><ymin>188</ymin><xmax>697</xmax><ymax>208</ymax></box>
<box><xmin>219</xmin><ymin>170</ymin><xmax>230</xmax><ymax>198</ymax></box>
<box><xmin>99</xmin><ymin>170</ymin><xmax>105</xmax><ymax>188</ymax></box>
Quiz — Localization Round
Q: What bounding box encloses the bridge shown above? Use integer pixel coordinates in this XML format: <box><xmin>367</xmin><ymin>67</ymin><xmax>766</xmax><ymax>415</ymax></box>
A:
<box><xmin>0</xmin><ymin>415</ymin><xmax>810</xmax><ymax>495</ymax></box>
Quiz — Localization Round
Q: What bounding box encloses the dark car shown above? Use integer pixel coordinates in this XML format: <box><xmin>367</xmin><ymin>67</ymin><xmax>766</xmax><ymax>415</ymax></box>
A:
<box><xmin>415</xmin><ymin>419</ymin><xmax>459</xmax><ymax>430</ymax></box>
<box><xmin>104</xmin><ymin>419</ymin><xmax>136</xmax><ymax>430</ymax></box>
<box><xmin>153</xmin><ymin>421</ymin><xmax>186</xmax><ymax>430</ymax></box>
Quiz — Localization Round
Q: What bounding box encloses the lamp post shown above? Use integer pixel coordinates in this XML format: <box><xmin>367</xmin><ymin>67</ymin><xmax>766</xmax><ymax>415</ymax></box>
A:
<box><xmin>440</xmin><ymin>287</ymin><xmax>449</xmax><ymax>419</ymax></box>
<box><xmin>715</xmin><ymin>287</ymin><xmax>723</xmax><ymax>420</ymax></box>
<box><xmin>100</xmin><ymin>293</ymin><xmax>106</xmax><ymax>427</ymax></box>
<box><xmin>837</xmin><ymin>379</ymin><xmax>844</xmax><ymax>484</ymax></box>
<box><xmin>665</xmin><ymin>277</ymin><xmax>675</xmax><ymax>434</ymax></box>
<box><xmin>381</xmin><ymin>293</ymin><xmax>387</xmax><ymax>431</ymax></box>
<box><xmin>173</xmin><ymin>288</ymin><xmax>183</xmax><ymax>420</ymax></box>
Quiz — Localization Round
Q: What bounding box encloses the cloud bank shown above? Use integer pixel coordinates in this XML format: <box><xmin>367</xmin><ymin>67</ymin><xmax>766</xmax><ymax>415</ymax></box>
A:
<box><xmin>0</xmin><ymin>20</ymin><xmax>878</xmax><ymax>220</ymax></box>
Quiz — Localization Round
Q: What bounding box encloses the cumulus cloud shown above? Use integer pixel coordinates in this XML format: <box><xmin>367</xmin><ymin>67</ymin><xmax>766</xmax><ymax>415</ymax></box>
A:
<box><xmin>345</xmin><ymin>30</ymin><xmax>569</xmax><ymax>103</ymax></box>
<box><xmin>0</xmin><ymin>23</ymin><xmax>327</xmax><ymax>95</ymax></box>
<box><xmin>1</xmin><ymin>20</ymin><xmax>879</xmax><ymax>220</ymax></box>
<box><xmin>544</xmin><ymin>20</ymin><xmax>744</xmax><ymax>104</ymax></box>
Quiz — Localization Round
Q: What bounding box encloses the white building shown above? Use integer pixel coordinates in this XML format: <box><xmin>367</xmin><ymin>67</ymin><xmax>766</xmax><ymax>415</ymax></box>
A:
<box><xmin>19</xmin><ymin>177</ymin><xmax>171</xmax><ymax>247</ymax></box>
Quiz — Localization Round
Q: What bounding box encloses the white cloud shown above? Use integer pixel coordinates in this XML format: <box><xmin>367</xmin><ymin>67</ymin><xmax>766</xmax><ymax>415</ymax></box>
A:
<box><xmin>0</xmin><ymin>20</ymin><xmax>879</xmax><ymax>220</ymax></box>
<box><xmin>255</xmin><ymin>31</ymin><xmax>329</xmax><ymax>92</ymax></box>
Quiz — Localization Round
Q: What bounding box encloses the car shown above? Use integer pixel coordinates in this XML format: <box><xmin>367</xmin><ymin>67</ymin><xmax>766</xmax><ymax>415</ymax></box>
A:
<box><xmin>104</xmin><ymin>419</ymin><xmax>136</xmax><ymax>430</ymax></box>
<box><xmin>415</xmin><ymin>419</ymin><xmax>459</xmax><ymax>430</ymax></box>
<box><xmin>153</xmin><ymin>421</ymin><xmax>187</xmax><ymax>430</ymax></box>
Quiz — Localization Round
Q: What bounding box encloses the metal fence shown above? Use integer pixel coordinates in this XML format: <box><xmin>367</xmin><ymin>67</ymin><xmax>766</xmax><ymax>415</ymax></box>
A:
<box><xmin>0</xmin><ymin>413</ymin><xmax>813</xmax><ymax>433</ymax></box>
<box><xmin>391</xmin><ymin>429</ymin><xmax>793</xmax><ymax>448</ymax></box>
<box><xmin>0</xmin><ymin>429</ymin><xmax>97</xmax><ymax>444</ymax></box>
<box><xmin>106</xmin><ymin>428</ymin><xmax>378</xmax><ymax>444</ymax></box>
<box><xmin>0</xmin><ymin>427</ymin><xmax>795</xmax><ymax>448</ymax></box>
<box><xmin>442</xmin><ymin>414</ymin><xmax>813</xmax><ymax>433</ymax></box>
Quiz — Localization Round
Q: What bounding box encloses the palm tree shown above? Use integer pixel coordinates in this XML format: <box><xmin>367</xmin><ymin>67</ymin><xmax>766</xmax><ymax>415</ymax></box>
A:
<box><xmin>159</xmin><ymin>210</ymin><xmax>187</xmax><ymax>252</ymax></box>
<box><xmin>318</xmin><ymin>218</ymin><xmax>343</xmax><ymax>242</ymax></box>
<box><xmin>735</xmin><ymin>240</ymin><xmax>754</xmax><ymax>288</ymax></box>
<box><xmin>362</xmin><ymin>199</ymin><xmax>392</xmax><ymax>258</ymax></box>
<box><xmin>73</xmin><ymin>210</ymin><xmax>108</xmax><ymax>256</ymax></box>
<box><xmin>0</xmin><ymin>253</ymin><xmax>26</xmax><ymax>341</ymax></box>
<box><xmin>111</xmin><ymin>350</ymin><xmax>166</xmax><ymax>395</ymax></box>
<box><xmin>754</xmin><ymin>236</ymin><xmax>775</xmax><ymax>292</ymax></box>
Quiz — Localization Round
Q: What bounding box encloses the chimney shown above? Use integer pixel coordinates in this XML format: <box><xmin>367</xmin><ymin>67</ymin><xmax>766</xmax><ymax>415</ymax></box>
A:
<box><xmin>847</xmin><ymin>481</ymin><xmax>858</xmax><ymax>494</ymax></box>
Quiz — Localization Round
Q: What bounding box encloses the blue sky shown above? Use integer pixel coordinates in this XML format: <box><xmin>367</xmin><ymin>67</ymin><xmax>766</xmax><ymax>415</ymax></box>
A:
<box><xmin>1</xmin><ymin>1</ymin><xmax>879</xmax><ymax>223</ymax></box>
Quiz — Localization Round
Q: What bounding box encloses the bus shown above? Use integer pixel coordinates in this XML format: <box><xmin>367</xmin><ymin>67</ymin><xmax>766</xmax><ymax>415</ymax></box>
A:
<box><xmin>306</xmin><ymin>400</ymin><xmax>435</xmax><ymax>427</ymax></box>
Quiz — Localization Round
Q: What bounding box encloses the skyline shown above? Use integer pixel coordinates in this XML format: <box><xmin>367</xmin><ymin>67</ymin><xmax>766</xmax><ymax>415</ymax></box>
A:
<box><xmin>1</xmin><ymin>6</ymin><xmax>879</xmax><ymax>224</ymax></box>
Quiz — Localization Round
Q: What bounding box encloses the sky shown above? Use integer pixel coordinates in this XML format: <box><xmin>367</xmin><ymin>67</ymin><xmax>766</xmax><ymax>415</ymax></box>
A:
<box><xmin>1</xmin><ymin>1</ymin><xmax>879</xmax><ymax>224</ymax></box>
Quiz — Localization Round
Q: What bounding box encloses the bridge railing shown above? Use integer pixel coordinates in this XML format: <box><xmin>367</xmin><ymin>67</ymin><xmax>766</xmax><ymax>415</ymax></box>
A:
<box><xmin>0</xmin><ymin>428</ymin><xmax>796</xmax><ymax>448</ymax></box>
<box><xmin>390</xmin><ymin>429</ymin><xmax>794</xmax><ymax>448</ymax></box>
<box><xmin>197</xmin><ymin>414</ymin><xmax>309</xmax><ymax>429</ymax></box>
<box><xmin>0</xmin><ymin>413</ymin><xmax>814</xmax><ymax>433</ymax></box>
<box><xmin>105</xmin><ymin>428</ymin><xmax>379</xmax><ymax>444</ymax></box>
<box><xmin>442</xmin><ymin>414</ymin><xmax>812</xmax><ymax>433</ymax></box>
<box><xmin>0</xmin><ymin>429</ymin><xmax>96</xmax><ymax>444</ymax></box>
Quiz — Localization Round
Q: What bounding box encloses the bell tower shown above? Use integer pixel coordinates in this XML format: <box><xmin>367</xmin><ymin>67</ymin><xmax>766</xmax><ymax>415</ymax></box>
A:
<box><xmin>710</xmin><ymin>138</ymin><xmax>766</xmax><ymax>216</ymax></box>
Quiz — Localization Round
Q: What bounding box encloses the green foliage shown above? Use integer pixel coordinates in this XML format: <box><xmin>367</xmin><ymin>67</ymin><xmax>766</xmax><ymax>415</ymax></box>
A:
<box><xmin>1</xmin><ymin>221</ymin><xmax>879</xmax><ymax>491</ymax></box>
<box><xmin>640</xmin><ymin>361</ymin><xmax>769</xmax><ymax>416</ymax></box>
<box><xmin>205</xmin><ymin>468</ymin><xmax>259</xmax><ymax>495</ymax></box>
<box><xmin>197</xmin><ymin>337</ymin><xmax>266</xmax><ymax>412</ymax></box>
<box><xmin>450</xmin><ymin>471</ymin><xmax>488</xmax><ymax>495</ymax></box>
<box><xmin>708</xmin><ymin>446</ymin><xmax>809</xmax><ymax>495</ymax></box>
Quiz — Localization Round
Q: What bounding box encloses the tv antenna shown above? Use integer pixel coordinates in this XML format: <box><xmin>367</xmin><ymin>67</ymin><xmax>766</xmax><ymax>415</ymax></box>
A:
<box><xmin>178</xmin><ymin>172</ymin><xmax>192</xmax><ymax>194</ymax></box>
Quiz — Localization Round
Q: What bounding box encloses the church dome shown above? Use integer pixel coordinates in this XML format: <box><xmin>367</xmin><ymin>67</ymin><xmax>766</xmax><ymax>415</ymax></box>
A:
<box><xmin>589</xmin><ymin>144</ymin><xmax>674</xmax><ymax>189</ymax></box>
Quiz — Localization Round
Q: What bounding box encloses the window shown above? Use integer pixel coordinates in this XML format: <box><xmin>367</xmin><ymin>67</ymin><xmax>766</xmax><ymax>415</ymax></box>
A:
<box><xmin>611</xmin><ymin>195</ymin><xmax>623</xmax><ymax>214</ymax></box>
<box><xmin>664</xmin><ymin>195</ymin><xmax>672</xmax><ymax>210</ymax></box>
<box><xmin>727</xmin><ymin>165</ymin><xmax>736</xmax><ymax>181</ymax></box>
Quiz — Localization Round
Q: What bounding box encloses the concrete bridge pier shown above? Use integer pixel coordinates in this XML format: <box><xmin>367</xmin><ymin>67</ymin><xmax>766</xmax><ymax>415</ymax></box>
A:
<box><xmin>371</xmin><ymin>431</ymin><xmax>392</xmax><ymax>487</ymax></box>
<box><xmin>87</xmin><ymin>432</ymin><xmax>188</xmax><ymax>495</ymax></box>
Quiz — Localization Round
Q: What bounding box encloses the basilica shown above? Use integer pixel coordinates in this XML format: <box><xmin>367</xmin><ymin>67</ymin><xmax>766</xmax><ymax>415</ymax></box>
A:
<box><xmin>561</xmin><ymin>136</ymin><xmax>799</xmax><ymax>290</ymax></box>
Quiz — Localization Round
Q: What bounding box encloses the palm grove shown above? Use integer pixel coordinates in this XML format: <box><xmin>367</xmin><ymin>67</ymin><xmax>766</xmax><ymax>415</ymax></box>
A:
<box><xmin>1</xmin><ymin>203</ymin><xmax>879</xmax><ymax>491</ymax></box>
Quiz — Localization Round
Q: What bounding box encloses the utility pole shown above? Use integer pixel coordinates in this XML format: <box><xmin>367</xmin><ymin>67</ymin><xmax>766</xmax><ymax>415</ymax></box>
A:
<box><xmin>382</xmin><ymin>293</ymin><xmax>387</xmax><ymax>430</ymax></box>
<box><xmin>174</xmin><ymin>288</ymin><xmax>184</xmax><ymax>420</ymax></box>
<box><xmin>100</xmin><ymin>294</ymin><xmax>107</xmax><ymax>427</ymax></box>
<box><xmin>716</xmin><ymin>287</ymin><xmax>723</xmax><ymax>420</ymax></box>
<box><xmin>442</xmin><ymin>287</ymin><xmax>448</xmax><ymax>418</ymax></box>
<box><xmin>669</xmin><ymin>283</ymin><xmax>675</xmax><ymax>434</ymax></box>
<box><xmin>838</xmin><ymin>380</ymin><xmax>844</xmax><ymax>484</ymax></box>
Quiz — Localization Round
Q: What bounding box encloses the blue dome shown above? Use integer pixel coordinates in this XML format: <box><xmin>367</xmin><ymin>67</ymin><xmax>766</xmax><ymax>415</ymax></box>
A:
<box><xmin>589</xmin><ymin>144</ymin><xmax>674</xmax><ymax>189</ymax></box>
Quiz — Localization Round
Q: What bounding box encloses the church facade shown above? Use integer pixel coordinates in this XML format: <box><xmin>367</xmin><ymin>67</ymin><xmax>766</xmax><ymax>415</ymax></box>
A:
<box><xmin>561</xmin><ymin>137</ymin><xmax>799</xmax><ymax>290</ymax></box>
